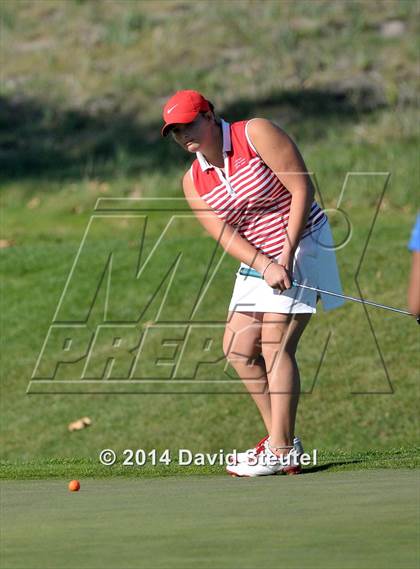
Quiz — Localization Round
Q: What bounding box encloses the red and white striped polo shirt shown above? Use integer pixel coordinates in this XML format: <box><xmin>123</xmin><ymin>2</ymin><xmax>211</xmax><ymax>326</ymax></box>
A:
<box><xmin>190</xmin><ymin>118</ymin><xmax>326</xmax><ymax>259</ymax></box>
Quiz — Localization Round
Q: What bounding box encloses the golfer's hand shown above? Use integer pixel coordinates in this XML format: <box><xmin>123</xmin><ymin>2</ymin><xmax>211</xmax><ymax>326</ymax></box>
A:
<box><xmin>263</xmin><ymin>262</ymin><xmax>292</xmax><ymax>291</ymax></box>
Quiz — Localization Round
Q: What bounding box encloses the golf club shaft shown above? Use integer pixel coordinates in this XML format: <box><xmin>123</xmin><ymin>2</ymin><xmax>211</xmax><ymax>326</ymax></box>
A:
<box><xmin>293</xmin><ymin>281</ymin><xmax>412</xmax><ymax>317</ymax></box>
<box><xmin>238</xmin><ymin>267</ymin><xmax>418</xmax><ymax>320</ymax></box>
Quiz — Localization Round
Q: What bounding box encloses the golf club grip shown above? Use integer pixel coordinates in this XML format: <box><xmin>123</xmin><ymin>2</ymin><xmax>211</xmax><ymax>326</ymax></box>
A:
<box><xmin>237</xmin><ymin>267</ymin><xmax>417</xmax><ymax>320</ymax></box>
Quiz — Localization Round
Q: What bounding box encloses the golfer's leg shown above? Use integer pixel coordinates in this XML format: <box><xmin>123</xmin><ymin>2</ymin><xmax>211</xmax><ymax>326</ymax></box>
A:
<box><xmin>261</xmin><ymin>313</ymin><xmax>311</xmax><ymax>448</ymax></box>
<box><xmin>223</xmin><ymin>311</ymin><xmax>272</xmax><ymax>432</ymax></box>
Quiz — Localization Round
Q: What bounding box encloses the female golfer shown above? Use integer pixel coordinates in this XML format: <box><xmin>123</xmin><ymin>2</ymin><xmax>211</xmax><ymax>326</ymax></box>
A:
<box><xmin>161</xmin><ymin>90</ymin><xmax>344</xmax><ymax>476</ymax></box>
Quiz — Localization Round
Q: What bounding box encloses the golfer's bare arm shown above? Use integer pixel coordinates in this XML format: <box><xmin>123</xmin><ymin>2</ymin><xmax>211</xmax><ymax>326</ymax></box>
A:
<box><xmin>182</xmin><ymin>172</ymin><xmax>271</xmax><ymax>274</ymax></box>
<box><xmin>246</xmin><ymin>118</ymin><xmax>316</xmax><ymax>267</ymax></box>
<box><xmin>408</xmin><ymin>251</ymin><xmax>420</xmax><ymax>316</ymax></box>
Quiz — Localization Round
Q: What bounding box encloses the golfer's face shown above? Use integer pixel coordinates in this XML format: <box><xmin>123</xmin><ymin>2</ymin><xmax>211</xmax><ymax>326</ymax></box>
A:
<box><xmin>170</xmin><ymin>114</ymin><xmax>209</xmax><ymax>152</ymax></box>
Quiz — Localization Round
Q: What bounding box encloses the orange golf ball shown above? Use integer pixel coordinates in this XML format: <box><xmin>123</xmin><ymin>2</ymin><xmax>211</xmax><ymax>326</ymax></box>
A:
<box><xmin>68</xmin><ymin>480</ymin><xmax>80</xmax><ymax>492</ymax></box>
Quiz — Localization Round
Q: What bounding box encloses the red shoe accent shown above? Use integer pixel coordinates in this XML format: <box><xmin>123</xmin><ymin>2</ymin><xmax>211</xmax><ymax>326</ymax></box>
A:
<box><xmin>230</xmin><ymin>435</ymin><xmax>269</xmax><ymax>466</ymax></box>
<box><xmin>254</xmin><ymin>435</ymin><xmax>269</xmax><ymax>455</ymax></box>
<box><xmin>282</xmin><ymin>465</ymin><xmax>302</xmax><ymax>475</ymax></box>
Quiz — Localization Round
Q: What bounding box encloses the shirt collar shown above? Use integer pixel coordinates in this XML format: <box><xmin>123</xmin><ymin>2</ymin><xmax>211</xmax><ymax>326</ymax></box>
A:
<box><xmin>196</xmin><ymin>118</ymin><xmax>231</xmax><ymax>172</ymax></box>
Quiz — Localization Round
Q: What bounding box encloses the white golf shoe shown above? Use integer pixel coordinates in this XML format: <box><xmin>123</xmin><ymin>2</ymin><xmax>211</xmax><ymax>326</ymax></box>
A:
<box><xmin>232</xmin><ymin>435</ymin><xmax>304</xmax><ymax>465</ymax></box>
<box><xmin>227</xmin><ymin>441</ymin><xmax>302</xmax><ymax>477</ymax></box>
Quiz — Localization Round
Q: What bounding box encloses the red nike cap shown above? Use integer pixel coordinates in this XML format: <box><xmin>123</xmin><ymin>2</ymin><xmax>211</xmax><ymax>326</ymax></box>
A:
<box><xmin>161</xmin><ymin>90</ymin><xmax>212</xmax><ymax>137</ymax></box>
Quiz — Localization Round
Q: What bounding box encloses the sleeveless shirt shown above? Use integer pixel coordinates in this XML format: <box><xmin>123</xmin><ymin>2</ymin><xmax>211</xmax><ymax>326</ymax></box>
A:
<box><xmin>190</xmin><ymin>118</ymin><xmax>326</xmax><ymax>259</ymax></box>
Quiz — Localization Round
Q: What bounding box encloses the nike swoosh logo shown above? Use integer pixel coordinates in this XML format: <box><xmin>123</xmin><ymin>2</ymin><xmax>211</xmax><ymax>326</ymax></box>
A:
<box><xmin>167</xmin><ymin>104</ymin><xmax>178</xmax><ymax>114</ymax></box>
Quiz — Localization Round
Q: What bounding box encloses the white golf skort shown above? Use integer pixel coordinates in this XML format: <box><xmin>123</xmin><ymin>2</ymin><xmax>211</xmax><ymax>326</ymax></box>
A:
<box><xmin>228</xmin><ymin>218</ymin><xmax>345</xmax><ymax>314</ymax></box>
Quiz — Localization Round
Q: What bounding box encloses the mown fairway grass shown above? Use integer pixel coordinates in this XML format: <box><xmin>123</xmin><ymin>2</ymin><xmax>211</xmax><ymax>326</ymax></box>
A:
<box><xmin>0</xmin><ymin>0</ymin><xmax>419</xmax><ymax>502</ymax></box>
<box><xmin>1</xmin><ymin>446</ymin><xmax>418</xmax><ymax>480</ymax></box>
<box><xmin>2</xmin><ymin>469</ymin><xmax>418</xmax><ymax>569</ymax></box>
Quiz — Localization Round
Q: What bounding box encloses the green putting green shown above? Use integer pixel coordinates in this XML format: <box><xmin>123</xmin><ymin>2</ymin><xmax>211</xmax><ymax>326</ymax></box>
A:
<box><xmin>1</xmin><ymin>469</ymin><xmax>417</xmax><ymax>569</ymax></box>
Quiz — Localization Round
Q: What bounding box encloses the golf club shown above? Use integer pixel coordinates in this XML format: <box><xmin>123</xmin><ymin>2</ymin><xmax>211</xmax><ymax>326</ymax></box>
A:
<box><xmin>238</xmin><ymin>267</ymin><xmax>420</xmax><ymax>324</ymax></box>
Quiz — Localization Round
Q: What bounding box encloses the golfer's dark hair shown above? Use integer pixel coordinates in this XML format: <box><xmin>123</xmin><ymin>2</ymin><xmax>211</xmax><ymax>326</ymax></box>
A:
<box><xmin>201</xmin><ymin>102</ymin><xmax>221</xmax><ymax>125</ymax></box>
